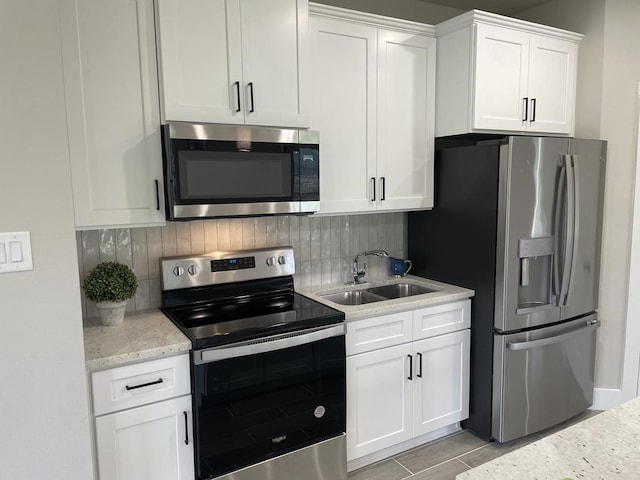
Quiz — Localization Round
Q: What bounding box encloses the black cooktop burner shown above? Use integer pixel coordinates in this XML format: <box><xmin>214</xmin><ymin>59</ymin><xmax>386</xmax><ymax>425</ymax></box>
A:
<box><xmin>161</xmin><ymin>278</ymin><xmax>344</xmax><ymax>350</ymax></box>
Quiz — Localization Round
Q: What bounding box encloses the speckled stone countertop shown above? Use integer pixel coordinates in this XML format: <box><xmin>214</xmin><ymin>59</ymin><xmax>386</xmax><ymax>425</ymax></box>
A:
<box><xmin>300</xmin><ymin>275</ymin><xmax>474</xmax><ymax>321</ymax></box>
<box><xmin>457</xmin><ymin>397</ymin><xmax>640</xmax><ymax>480</ymax></box>
<box><xmin>83</xmin><ymin>309</ymin><xmax>191</xmax><ymax>371</ymax></box>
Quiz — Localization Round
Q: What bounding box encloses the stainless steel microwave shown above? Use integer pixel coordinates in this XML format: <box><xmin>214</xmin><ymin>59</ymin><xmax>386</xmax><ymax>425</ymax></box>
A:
<box><xmin>162</xmin><ymin>123</ymin><xmax>319</xmax><ymax>220</ymax></box>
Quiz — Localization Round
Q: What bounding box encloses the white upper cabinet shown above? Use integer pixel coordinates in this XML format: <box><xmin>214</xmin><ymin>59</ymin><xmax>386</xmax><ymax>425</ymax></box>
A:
<box><xmin>376</xmin><ymin>29</ymin><xmax>435</xmax><ymax>211</ymax></box>
<box><xmin>310</xmin><ymin>15</ymin><xmax>377</xmax><ymax>213</ymax></box>
<box><xmin>435</xmin><ymin>10</ymin><xmax>581</xmax><ymax>137</ymax></box>
<box><xmin>156</xmin><ymin>0</ymin><xmax>311</xmax><ymax>128</ymax></box>
<box><xmin>60</xmin><ymin>0</ymin><xmax>166</xmax><ymax>229</ymax></box>
<box><xmin>310</xmin><ymin>5</ymin><xmax>436</xmax><ymax>215</ymax></box>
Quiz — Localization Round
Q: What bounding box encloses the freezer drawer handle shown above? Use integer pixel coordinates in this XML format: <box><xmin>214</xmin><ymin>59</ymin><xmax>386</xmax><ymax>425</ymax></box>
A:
<box><xmin>506</xmin><ymin>320</ymin><xmax>599</xmax><ymax>351</ymax></box>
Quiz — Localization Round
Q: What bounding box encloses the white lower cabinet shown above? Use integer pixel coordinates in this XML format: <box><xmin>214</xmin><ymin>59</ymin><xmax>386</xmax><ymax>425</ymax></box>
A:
<box><xmin>346</xmin><ymin>301</ymin><xmax>470</xmax><ymax>462</ymax></box>
<box><xmin>90</xmin><ymin>354</ymin><xmax>194</xmax><ymax>480</ymax></box>
<box><xmin>412</xmin><ymin>330</ymin><xmax>470</xmax><ymax>437</ymax></box>
<box><xmin>95</xmin><ymin>395</ymin><xmax>194</xmax><ymax>480</ymax></box>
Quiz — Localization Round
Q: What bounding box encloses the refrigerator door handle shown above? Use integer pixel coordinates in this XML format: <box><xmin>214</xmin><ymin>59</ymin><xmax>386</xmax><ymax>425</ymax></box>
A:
<box><xmin>553</xmin><ymin>158</ymin><xmax>567</xmax><ymax>302</ymax></box>
<box><xmin>566</xmin><ymin>154</ymin><xmax>581</xmax><ymax>304</ymax></box>
<box><xmin>558</xmin><ymin>154</ymin><xmax>577</xmax><ymax>306</ymax></box>
<box><xmin>506</xmin><ymin>319</ymin><xmax>600</xmax><ymax>351</ymax></box>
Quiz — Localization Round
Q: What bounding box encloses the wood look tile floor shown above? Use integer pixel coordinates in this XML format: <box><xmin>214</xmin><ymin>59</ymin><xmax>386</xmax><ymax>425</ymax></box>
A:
<box><xmin>348</xmin><ymin>410</ymin><xmax>601</xmax><ymax>480</ymax></box>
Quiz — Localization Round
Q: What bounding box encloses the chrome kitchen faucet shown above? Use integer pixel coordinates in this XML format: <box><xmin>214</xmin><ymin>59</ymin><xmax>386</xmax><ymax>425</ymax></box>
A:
<box><xmin>352</xmin><ymin>250</ymin><xmax>389</xmax><ymax>284</ymax></box>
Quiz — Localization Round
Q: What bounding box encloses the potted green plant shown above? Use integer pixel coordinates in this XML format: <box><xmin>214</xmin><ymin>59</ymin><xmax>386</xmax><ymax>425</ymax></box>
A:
<box><xmin>83</xmin><ymin>262</ymin><xmax>138</xmax><ymax>326</ymax></box>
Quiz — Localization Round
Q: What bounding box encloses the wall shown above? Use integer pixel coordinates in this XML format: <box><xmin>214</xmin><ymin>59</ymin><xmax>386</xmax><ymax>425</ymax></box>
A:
<box><xmin>0</xmin><ymin>2</ymin><xmax>93</xmax><ymax>479</ymax></box>
<box><xmin>313</xmin><ymin>0</ymin><xmax>463</xmax><ymax>23</ymax></box>
<box><xmin>518</xmin><ymin>0</ymin><xmax>640</xmax><ymax>397</ymax></box>
<box><xmin>77</xmin><ymin>213</ymin><xmax>406</xmax><ymax>318</ymax></box>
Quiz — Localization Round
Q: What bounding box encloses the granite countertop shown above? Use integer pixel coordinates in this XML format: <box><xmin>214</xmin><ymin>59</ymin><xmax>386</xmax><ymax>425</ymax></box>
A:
<box><xmin>300</xmin><ymin>275</ymin><xmax>474</xmax><ymax>321</ymax></box>
<box><xmin>457</xmin><ymin>397</ymin><xmax>640</xmax><ymax>480</ymax></box>
<box><xmin>83</xmin><ymin>309</ymin><xmax>191</xmax><ymax>371</ymax></box>
<box><xmin>83</xmin><ymin>276</ymin><xmax>472</xmax><ymax>370</ymax></box>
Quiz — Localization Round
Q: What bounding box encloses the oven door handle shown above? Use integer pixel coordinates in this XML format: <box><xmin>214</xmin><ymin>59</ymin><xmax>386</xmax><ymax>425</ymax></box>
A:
<box><xmin>195</xmin><ymin>324</ymin><xmax>346</xmax><ymax>364</ymax></box>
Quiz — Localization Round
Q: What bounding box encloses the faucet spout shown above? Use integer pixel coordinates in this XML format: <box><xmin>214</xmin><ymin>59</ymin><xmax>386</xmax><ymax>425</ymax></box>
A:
<box><xmin>352</xmin><ymin>250</ymin><xmax>389</xmax><ymax>284</ymax></box>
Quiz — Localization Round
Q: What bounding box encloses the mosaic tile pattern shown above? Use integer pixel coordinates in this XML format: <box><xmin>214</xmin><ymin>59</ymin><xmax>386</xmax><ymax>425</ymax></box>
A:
<box><xmin>77</xmin><ymin>213</ymin><xmax>407</xmax><ymax>318</ymax></box>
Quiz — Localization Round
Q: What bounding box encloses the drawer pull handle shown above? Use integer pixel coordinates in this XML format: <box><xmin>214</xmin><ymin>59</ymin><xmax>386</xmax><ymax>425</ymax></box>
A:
<box><xmin>183</xmin><ymin>411</ymin><xmax>189</xmax><ymax>445</ymax></box>
<box><xmin>125</xmin><ymin>378</ymin><xmax>163</xmax><ymax>391</ymax></box>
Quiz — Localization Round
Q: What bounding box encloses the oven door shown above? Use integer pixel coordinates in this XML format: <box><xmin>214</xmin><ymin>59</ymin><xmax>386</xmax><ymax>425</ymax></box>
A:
<box><xmin>162</xmin><ymin>123</ymin><xmax>319</xmax><ymax>219</ymax></box>
<box><xmin>191</xmin><ymin>324</ymin><xmax>346</xmax><ymax>480</ymax></box>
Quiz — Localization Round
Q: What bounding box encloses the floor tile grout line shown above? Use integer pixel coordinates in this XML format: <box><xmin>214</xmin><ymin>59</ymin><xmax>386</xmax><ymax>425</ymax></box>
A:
<box><xmin>458</xmin><ymin>457</ymin><xmax>473</xmax><ymax>469</ymax></box>
<box><xmin>394</xmin><ymin>458</ymin><xmax>414</xmax><ymax>477</ymax></box>
<box><xmin>404</xmin><ymin>453</ymin><xmax>479</xmax><ymax>478</ymax></box>
<box><xmin>456</xmin><ymin>442</ymin><xmax>492</xmax><ymax>459</ymax></box>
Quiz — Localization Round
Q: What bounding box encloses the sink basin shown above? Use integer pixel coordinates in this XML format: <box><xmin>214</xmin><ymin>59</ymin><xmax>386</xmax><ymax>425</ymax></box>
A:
<box><xmin>320</xmin><ymin>290</ymin><xmax>385</xmax><ymax>305</ymax></box>
<box><xmin>366</xmin><ymin>283</ymin><xmax>437</xmax><ymax>299</ymax></box>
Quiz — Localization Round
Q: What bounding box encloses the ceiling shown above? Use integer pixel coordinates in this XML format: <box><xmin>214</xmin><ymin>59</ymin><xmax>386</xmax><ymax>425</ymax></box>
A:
<box><xmin>420</xmin><ymin>0</ymin><xmax>553</xmax><ymax>15</ymax></box>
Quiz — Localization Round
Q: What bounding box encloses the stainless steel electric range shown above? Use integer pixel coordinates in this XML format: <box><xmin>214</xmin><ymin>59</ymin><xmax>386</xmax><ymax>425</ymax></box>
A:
<box><xmin>160</xmin><ymin>246</ymin><xmax>347</xmax><ymax>480</ymax></box>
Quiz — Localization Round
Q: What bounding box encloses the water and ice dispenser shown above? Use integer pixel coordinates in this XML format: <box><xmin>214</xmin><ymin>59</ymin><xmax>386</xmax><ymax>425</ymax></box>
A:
<box><xmin>517</xmin><ymin>237</ymin><xmax>554</xmax><ymax>313</ymax></box>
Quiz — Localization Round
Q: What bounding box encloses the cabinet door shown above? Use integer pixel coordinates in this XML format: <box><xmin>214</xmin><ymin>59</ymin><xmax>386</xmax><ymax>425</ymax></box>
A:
<box><xmin>412</xmin><ymin>330</ymin><xmax>470</xmax><ymax>437</ymax></box>
<box><xmin>61</xmin><ymin>0</ymin><xmax>165</xmax><ymax>228</ymax></box>
<box><xmin>347</xmin><ymin>344</ymin><xmax>413</xmax><ymax>460</ymax></box>
<box><xmin>376</xmin><ymin>30</ymin><xmax>435</xmax><ymax>211</ymax></box>
<box><xmin>473</xmin><ymin>23</ymin><xmax>529</xmax><ymax>132</ymax></box>
<box><xmin>155</xmin><ymin>0</ymin><xmax>244</xmax><ymax>124</ymax></box>
<box><xmin>526</xmin><ymin>35</ymin><xmax>576</xmax><ymax>134</ymax></box>
<box><xmin>95</xmin><ymin>395</ymin><xmax>194</xmax><ymax>480</ymax></box>
<box><xmin>240</xmin><ymin>0</ymin><xmax>310</xmax><ymax>127</ymax></box>
<box><xmin>311</xmin><ymin>16</ymin><xmax>377</xmax><ymax>214</ymax></box>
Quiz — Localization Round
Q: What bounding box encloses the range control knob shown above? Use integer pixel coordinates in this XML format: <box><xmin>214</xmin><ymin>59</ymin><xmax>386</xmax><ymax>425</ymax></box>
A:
<box><xmin>266</xmin><ymin>256</ymin><xmax>277</xmax><ymax>266</ymax></box>
<box><xmin>278</xmin><ymin>255</ymin><xmax>287</xmax><ymax>265</ymax></box>
<box><xmin>187</xmin><ymin>264</ymin><xmax>199</xmax><ymax>276</ymax></box>
<box><xmin>173</xmin><ymin>266</ymin><xmax>185</xmax><ymax>277</ymax></box>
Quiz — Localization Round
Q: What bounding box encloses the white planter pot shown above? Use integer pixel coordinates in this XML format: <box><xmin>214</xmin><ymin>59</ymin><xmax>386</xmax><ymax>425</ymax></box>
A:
<box><xmin>96</xmin><ymin>300</ymin><xmax>129</xmax><ymax>326</ymax></box>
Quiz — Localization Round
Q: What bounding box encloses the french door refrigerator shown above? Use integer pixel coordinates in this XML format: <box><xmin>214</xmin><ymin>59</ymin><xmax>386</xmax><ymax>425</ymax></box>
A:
<box><xmin>408</xmin><ymin>135</ymin><xmax>606</xmax><ymax>442</ymax></box>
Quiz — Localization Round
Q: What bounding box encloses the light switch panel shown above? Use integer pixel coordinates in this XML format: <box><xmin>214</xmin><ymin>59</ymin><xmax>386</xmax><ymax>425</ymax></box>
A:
<box><xmin>0</xmin><ymin>231</ymin><xmax>33</xmax><ymax>273</ymax></box>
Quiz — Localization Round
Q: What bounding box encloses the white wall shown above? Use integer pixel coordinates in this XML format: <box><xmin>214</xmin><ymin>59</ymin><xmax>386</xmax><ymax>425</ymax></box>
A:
<box><xmin>519</xmin><ymin>0</ymin><xmax>640</xmax><ymax>401</ymax></box>
<box><xmin>0</xmin><ymin>2</ymin><xmax>93</xmax><ymax>479</ymax></box>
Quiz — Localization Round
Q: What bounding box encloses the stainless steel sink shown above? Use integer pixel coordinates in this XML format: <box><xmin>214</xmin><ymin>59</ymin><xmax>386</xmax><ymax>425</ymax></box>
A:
<box><xmin>366</xmin><ymin>283</ymin><xmax>437</xmax><ymax>299</ymax></box>
<box><xmin>319</xmin><ymin>290</ymin><xmax>385</xmax><ymax>305</ymax></box>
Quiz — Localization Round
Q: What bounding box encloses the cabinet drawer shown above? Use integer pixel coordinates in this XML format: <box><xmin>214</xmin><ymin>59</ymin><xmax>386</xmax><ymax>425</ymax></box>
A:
<box><xmin>412</xmin><ymin>300</ymin><xmax>470</xmax><ymax>340</ymax></box>
<box><xmin>92</xmin><ymin>354</ymin><xmax>190</xmax><ymax>416</ymax></box>
<box><xmin>346</xmin><ymin>311</ymin><xmax>413</xmax><ymax>355</ymax></box>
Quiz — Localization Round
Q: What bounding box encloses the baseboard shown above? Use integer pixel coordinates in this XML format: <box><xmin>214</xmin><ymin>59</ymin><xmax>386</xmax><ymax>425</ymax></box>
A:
<box><xmin>347</xmin><ymin>423</ymin><xmax>461</xmax><ymax>472</ymax></box>
<box><xmin>592</xmin><ymin>387</ymin><xmax>624</xmax><ymax>410</ymax></box>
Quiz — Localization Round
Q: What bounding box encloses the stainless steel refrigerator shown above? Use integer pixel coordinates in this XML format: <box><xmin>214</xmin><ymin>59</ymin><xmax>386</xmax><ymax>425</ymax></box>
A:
<box><xmin>408</xmin><ymin>135</ymin><xmax>606</xmax><ymax>442</ymax></box>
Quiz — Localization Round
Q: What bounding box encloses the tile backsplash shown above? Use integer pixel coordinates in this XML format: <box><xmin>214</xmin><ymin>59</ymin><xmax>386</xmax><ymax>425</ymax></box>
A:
<box><xmin>76</xmin><ymin>213</ymin><xmax>407</xmax><ymax>319</ymax></box>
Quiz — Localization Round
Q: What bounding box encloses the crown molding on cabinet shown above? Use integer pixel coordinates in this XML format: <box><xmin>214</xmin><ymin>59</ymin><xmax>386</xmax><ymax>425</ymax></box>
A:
<box><xmin>435</xmin><ymin>9</ymin><xmax>583</xmax><ymax>42</ymax></box>
<box><xmin>309</xmin><ymin>2</ymin><xmax>435</xmax><ymax>36</ymax></box>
